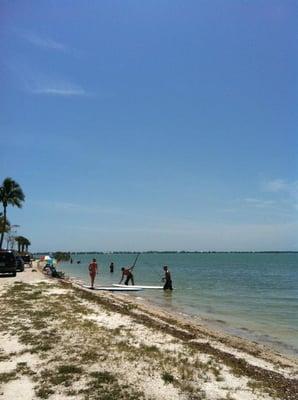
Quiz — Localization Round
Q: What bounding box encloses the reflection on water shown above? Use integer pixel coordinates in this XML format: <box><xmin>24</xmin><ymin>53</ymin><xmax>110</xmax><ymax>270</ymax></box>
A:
<box><xmin>162</xmin><ymin>290</ymin><xmax>173</xmax><ymax>306</ymax></box>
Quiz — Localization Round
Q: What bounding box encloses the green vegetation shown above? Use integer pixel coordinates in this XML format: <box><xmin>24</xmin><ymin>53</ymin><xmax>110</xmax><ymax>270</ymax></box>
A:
<box><xmin>39</xmin><ymin>364</ymin><xmax>83</xmax><ymax>387</ymax></box>
<box><xmin>0</xmin><ymin>371</ymin><xmax>17</xmax><ymax>384</ymax></box>
<box><xmin>140</xmin><ymin>344</ymin><xmax>160</xmax><ymax>354</ymax></box>
<box><xmin>53</xmin><ymin>251</ymin><xmax>71</xmax><ymax>262</ymax></box>
<box><xmin>0</xmin><ymin>362</ymin><xmax>35</xmax><ymax>385</ymax></box>
<box><xmin>35</xmin><ymin>385</ymin><xmax>55</xmax><ymax>399</ymax></box>
<box><xmin>161</xmin><ymin>371</ymin><xmax>175</xmax><ymax>384</ymax></box>
<box><xmin>0</xmin><ymin>177</ymin><xmax>25</xmax><ymax>249</ymax></box>
<box><xmin>0</xmin><ymin>282</ymin><xmax>147</xmax><ymax>399</ymax></box>
<box><xmin>89</xmin><ymin>371</ymin><xmax>116</xmax><ymax>384</ymax></box>
<box><xmin>79</xmin><ymin>371</ymin><xmax>144</xmax><ymax>400</ymax></box>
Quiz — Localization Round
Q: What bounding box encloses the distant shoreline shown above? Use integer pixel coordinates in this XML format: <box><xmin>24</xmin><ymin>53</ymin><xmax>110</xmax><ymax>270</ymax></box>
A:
<box><xmin>33</xmin><ymin>250</ymin><xmax>298</xmax><ymax>255</ymax></box>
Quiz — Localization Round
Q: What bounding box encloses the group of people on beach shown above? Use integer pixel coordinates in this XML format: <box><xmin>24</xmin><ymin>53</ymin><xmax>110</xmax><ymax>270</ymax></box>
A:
<box><xmin>88</xmin><ymin>259</ymin><xmax>173</xmax><ymax>291</ymax></box>
<box><xmin>43</xmin><ymin>263</ymin><xmax>64</xmax><ymax>279</ymax></box>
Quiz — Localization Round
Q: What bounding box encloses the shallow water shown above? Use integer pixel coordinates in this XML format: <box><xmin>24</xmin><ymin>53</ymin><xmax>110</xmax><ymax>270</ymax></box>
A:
<box><xmin>59</xmin><ymin>252</ymin><xmax>298</xmax><ymax>356</ymax></box>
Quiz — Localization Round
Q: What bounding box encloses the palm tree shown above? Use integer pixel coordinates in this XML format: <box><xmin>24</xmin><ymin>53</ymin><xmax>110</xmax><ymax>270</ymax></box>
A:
<box><xmin>0</xmin><ymin>178</ymin><xmax>25</xmax><ymax>249</ymax></box>
<box><xmin>23</xmin><ymin>237</ymin><xmax>31</xmax><ymax>252</ymax></box>
<box><xmin>15</xmin><ymin>236</ymin><xmax>31</xmax><ymax>253</ymax></box>
<box><xmin>15</xmin><ymin>236</ymin><xmax>23</xmax><ymax>252</ymax></box>
<box><xmin>0</xmin><ymin>213</ymin><xmax>10</xmax><ymax>235</ymax></box>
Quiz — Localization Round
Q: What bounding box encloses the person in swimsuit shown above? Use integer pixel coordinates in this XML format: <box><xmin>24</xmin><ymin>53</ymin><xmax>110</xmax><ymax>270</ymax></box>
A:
<box><xmin>119</xmin><ymin>266</ymin><xmax>134</xmax><ymax>285</ymax></box>
<box><xmin>162</xmin><ymin>265</ymin><xmax>173</xmax><ymax>290</ymax></box>
<box><xmin>88</xmin><ymin>258</ymin><xmax>98</xmax><ymax>289</ymax></box>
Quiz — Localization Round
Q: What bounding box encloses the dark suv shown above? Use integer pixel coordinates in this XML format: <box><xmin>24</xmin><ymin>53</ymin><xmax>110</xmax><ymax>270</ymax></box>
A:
<box><xmin>0</xmin><ymin>250</ymin><xmax>17</xmax><ymax>276</ymax></box>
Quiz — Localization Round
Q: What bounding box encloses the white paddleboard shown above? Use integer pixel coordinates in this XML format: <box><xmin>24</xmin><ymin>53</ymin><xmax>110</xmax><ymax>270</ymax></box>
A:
<box><xmin>80</xmin><ymin>284</ymin><xmax>143</xmax><ymax>292</ymax></box>
<box><xmin>113</xmin><ymin>284</ymin><xmax>163</xmax><ymax>289</ymax></box>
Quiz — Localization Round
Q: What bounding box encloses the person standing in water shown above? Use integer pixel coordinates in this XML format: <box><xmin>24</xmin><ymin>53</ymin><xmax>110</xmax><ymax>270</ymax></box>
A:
<box><xmin>119</xmin><ymin>266</ymin><xmax>134</xmax><ymax>285</ymax></box>
<box><xmin>88</xmin><ymin>258</ymin><xmax>98</xmax><ymax>289</ymax></box>
<box><xmin>162</xmin><ymin>265</ymin><xmax>173</xmax><ymax>290</ymax></box>
<box><xmin>109</xmin><ymin>262</ymin><xmax>114</xmax><ymax>273</ymax></box>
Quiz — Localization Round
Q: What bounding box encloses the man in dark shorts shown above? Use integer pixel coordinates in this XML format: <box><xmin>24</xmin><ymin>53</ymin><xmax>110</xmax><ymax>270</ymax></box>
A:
<box><xmin>88</xmin><ymin>258</ymin><xmax>98</xmax><ymax>289</ymax></box>
<box><xmin>109</xmin><ymin>262</ymin><xmax>114</xmax><ymax>273</ymax></box>
<box><xmin>119</xmin><ymin>266</ymin><xmax>134</xmax><ymax>285</ymax></box>
<box><xmin>162</xmin><ymin>265</ymin><xmax>173</xmax><ymax>290</ymax></box>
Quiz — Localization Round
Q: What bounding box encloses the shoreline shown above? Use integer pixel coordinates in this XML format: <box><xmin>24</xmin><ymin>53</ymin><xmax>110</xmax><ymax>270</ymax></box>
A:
<box><xmin>0</xmin><ymin>266</ymin><xmax>297</xmax><ymax>399</ymax></box>
<box><xmin>67</xmin><ymin>271</ymin><xmax>298</xmax><ymax>359</ymax></box>
<box><xmin>153</xmin><ymin>303</ymin><xmax>298</xmax><ymax>359</ymax></box>
<box><xmin>59</xmin><ymin>251</ymin><xmax>298</xmax><ymax>359</ymax></box>
<box><xmin>69</xmin><ymin>275</ymin><xmax>298</xmax><ymax>368</ymax></box>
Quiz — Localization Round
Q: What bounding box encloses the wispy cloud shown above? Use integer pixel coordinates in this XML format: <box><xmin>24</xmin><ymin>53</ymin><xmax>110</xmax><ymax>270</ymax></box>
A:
<box><xmin>244</xmin><ymin>198</ymin><xmax>276</xmax><ymax>208</ymax></box>
<box><xmin>25</xmin><ymin>78</ymin><xmax>91</xmax><ymax>97</ymax></box>
<box><xmin>7</xmin><ymin>30</ymin><xmax>87</xmax><ymax>97</ymax></box>
<box><xmin>222</xmin><ymin>179</ymin><xmax>298</xmax><ymax>217</ymax></box>
<box><xmin>33</xmin><ymin>201</ymin><xmax>122</xmax><ymax>215</ymax></box>
<box><xmin>263</xmin><ymin>179</ymin><xmax>298</xmax><ymax>213</ymax></box>
<box><xmin>6</xmin><ymin>57</ymin><xmax>90</xmax><ymax>97</ymax></box>
<box><xmin>264</xmin><ymin>179</ymin><xmax>289</xmax><ymax>193</ymax></box>
<box><xmin>263</xmin><ymin>179</ymin><xmax>298</xmax><ymax>196</ymax></box>
<box><xmin>236</xmin><ymin>178</ymin><xmax>298</xmax><ymax>215</ymax></box>
<box><xmin>22</xmin><ymin>31</ymin><xmax>67</xmax><ymax>52</ymax></box>
<box><xmin>29</xmin><ymin>84</ymin><xmax>89</xmax><ymax>97</ymax></box>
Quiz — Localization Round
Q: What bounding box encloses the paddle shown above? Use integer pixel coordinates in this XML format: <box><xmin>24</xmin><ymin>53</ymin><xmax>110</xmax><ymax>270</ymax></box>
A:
<box><xmin>131</xmin><ymin>253</ymin><xmax>140</xmax><ymax>269</ymax></box>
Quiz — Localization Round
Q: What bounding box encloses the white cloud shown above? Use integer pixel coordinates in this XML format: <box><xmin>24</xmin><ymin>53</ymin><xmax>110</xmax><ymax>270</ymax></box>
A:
<box><xmin>244</xmin><ymin>198</ymin><xmax>276</xmax><ymax>208</ymax></box>
<box><xmin>7</xmin><ymin>31</ymin><xmax>86</xmax><ymax>97</ymax></box>
<box><xmin>264</xmin><ymin>179</ymin><xmax>298</xmax><ymax>197</ymax></box>
<box><xmin>30</xmin><ymin>85</ymin><xmax>88</xmax><ymax>97</ymax></box>
<box><xmin>264</xmin><ymin>179</ymin><xmax>289</xmax><ymax>192</ymax></box>
<box><xmin>26</xmin><ymin>79</ymin><xmax>90</xmax><ymax>97</ymax></box>
<box><xmin>22</xmin><ymin>31</ymin><xmax>66</xmax><ymax>52</ymax></box>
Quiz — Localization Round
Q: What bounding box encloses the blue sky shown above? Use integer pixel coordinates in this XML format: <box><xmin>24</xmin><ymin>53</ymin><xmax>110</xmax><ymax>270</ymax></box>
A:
<box><xmin>1</xmin><ymin>1</ymin><xmax>297</xmax><ymax>251</ymax></box>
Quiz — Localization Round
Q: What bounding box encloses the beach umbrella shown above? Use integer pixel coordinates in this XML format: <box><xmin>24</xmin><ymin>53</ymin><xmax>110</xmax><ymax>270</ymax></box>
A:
<box><xmin>40</xmin><ymin>255</ymin><xmax>54</xmax><ymax>265</ymax></box>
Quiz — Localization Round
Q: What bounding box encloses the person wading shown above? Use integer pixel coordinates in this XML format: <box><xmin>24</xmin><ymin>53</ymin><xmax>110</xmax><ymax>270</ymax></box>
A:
<box><xmin>162</xmin><ymin>265</ymin><xmax>173</xmax><ymax>290</ymax></box>
<box><xmin>88</xmin><ymin>258</ymin><xmax>98</xmax><ymax>289</ymax></box>
<box><xmin>109</xmin><ymin>262</ymin><xmax>114</xmax><ymax>273</ymax></box>
<box><xmin>119</xmin><ymin>266</ymin><xmax>134</xmax><ymax>285</ymax></box>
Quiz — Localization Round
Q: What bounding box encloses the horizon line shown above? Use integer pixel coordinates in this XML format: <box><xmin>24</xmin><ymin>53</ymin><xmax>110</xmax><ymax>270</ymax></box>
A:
<box><xmin>32</xmin><ymin>250</ymin><xmax>298</xmax><ymax>254</ymax></box>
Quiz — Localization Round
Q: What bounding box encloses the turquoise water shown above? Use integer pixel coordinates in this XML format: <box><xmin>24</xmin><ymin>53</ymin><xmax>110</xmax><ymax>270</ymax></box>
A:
<box><xmin>59</xmin><ymin>252</ymin><xmax>298</xmax><ymax>356</ymax></box>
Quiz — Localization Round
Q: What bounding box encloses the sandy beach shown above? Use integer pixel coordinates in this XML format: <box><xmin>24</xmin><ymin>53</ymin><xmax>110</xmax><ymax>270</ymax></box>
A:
<box><xmin>0</xmin><ymin>265</ymin><xmax>297</xmax><ymax>400</ymax></box>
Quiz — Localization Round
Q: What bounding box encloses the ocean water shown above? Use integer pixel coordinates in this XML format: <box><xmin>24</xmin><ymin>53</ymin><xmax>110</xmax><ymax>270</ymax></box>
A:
<box><xmin>59</xmin><ymin>252</ymin><xmax>298</xmax><ymax>356</ymax></box>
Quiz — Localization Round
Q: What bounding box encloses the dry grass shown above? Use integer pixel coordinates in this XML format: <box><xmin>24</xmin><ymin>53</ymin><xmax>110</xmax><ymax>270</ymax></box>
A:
<box><xmin>0</xmin><ymin>280</ymin><xmax>296</xmax><ymax>400</ymax></box>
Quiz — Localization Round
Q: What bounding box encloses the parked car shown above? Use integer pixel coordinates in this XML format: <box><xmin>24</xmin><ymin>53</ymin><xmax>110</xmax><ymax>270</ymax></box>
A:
<box><xmin>16</xmin><ymin>255</ymin><xmax>25</xmax><ymax>272</ymax></box>
<box><xmin>0</xmin><ymin>250</ymin><xmax>17</xmax><ymax>277</ymax></box>
<box><xmin>21</xmin><ymin>254</ymin><xmax>32</xmax><ymax>267</ymax></box>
